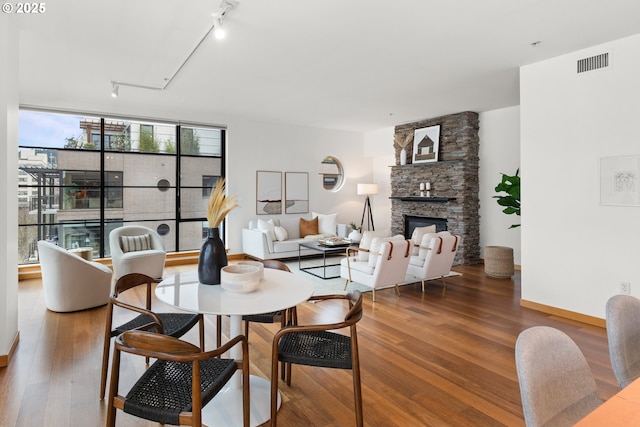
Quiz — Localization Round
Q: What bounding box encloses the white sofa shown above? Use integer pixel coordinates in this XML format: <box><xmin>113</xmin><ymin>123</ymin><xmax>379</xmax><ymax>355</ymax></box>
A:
<box><xmin>242</xmin><ymin>214</ymin><xmax>339</xmax><ymax>260</ymax></box>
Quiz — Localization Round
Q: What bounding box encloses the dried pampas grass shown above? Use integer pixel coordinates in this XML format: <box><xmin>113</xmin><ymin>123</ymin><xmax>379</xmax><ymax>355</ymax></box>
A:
<box><xmin>207</xmin><ymin>178</ymin><xmax>239</xmax><ymax>228</ymax></box>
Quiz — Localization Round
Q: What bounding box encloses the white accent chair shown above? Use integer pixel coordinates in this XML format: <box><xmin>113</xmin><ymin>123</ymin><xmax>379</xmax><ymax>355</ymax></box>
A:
<box><xmin>109</xmin><ymin>225</ymin><xmax>166</xmax><ymax>281</ymax></box>
<box><xmin>406</xmin><ymin>231</ymin><xmax>460</xmax><ymax>296</ymax></box>
<box><xmin>37</xmin><ymin>240</ymin><xmax>112</xmax><ymax>312</ymax></box>
<box><xmin>340</xmin><ymin>235</ymin><xmax>411</xmax><ymax>302</ymax></box>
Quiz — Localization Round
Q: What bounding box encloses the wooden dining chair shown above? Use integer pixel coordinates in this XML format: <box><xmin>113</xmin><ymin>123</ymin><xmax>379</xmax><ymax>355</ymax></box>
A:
<box><xmin>100</xmin><ymin>273</ymin><xmax>205</xmax><ymax>399</ymax></box>
<box><xmin>106</xmin><ymin>330</ymin><xmax>250</xmax><ymax>427</ymax></box>
<box><xmin>270</xmin><ymin>291</ymin><xmax>363</xmax><ymax>427</ymax></box>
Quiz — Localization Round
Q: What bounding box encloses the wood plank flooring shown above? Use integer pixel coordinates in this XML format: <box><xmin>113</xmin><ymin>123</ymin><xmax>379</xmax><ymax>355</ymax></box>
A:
<box><xmin>0</xmin><ymin>264</ymin><xmax>620</xmax><ymax>427</ymax></box>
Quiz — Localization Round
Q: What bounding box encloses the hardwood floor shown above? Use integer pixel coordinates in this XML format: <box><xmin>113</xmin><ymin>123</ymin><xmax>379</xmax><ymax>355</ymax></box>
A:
<box><xmin>0</xmin><ymin>264</ymin><xmax>619</xmax><ymax>427</ymax></box>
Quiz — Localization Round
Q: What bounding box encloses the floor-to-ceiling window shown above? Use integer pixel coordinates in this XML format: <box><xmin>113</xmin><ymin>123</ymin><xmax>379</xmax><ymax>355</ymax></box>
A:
<box><xmin>18</xmin><ymin>109</ymin><xmax>225</xmax><ymax>264</ymax></box>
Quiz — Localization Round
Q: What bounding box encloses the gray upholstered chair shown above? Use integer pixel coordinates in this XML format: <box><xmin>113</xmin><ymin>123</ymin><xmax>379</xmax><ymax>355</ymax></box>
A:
<box><xmin>515</xmin><ymin>326</ymin><xmax>603</xmax><ymax>426</ymax></box>
<box><xmin>606</xmin><ymin>295</ymin><xmax>640</xmax><ymax>388</ymax></box>
<box><xmin>109</xmin><ymin>225</ymin><xmax>166</xmax><ymax>281</ymax></box>
<box><xmin>37</xmin><ymin>240</ymin><xmax>112</xmax><ymax>312</ymax></box>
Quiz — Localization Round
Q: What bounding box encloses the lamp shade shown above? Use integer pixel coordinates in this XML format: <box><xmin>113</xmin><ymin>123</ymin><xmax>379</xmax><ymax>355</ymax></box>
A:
<box><xmin>357</xmin><ymin>183</ymin><xmax>379</xmax><ymax>196</ymax></box>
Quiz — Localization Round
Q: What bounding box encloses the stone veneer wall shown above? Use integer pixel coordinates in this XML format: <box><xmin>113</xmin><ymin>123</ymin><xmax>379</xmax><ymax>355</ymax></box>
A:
<box><xmin>391</xmin><ymin>111</ymin><xmax>480</xmax><ymax>265</ymax></box>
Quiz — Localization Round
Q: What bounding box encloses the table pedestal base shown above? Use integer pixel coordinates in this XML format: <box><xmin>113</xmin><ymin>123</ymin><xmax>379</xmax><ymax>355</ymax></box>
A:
<box><xmin>202</xmin><ymin>375</ymin><xmax>281</xmax><ymax>427</ymax></box>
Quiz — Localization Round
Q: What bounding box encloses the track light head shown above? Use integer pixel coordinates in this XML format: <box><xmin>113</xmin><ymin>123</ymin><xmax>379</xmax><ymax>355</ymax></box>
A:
<box><xmin>213</xmin><ymin>18</ymin><xmax>226</xmax><ymax>40</ymax></box>
<box><xmin>111</xmin><ymin>82</ymin><xmax>119</xmax><ymax>98</ymax></box>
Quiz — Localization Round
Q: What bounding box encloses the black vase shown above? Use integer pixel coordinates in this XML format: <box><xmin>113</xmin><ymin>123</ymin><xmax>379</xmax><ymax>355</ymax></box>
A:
<box><xmin>198</xmin><ymin>227</ymin><xmax>228</xmax><ymax>285</ymax></box>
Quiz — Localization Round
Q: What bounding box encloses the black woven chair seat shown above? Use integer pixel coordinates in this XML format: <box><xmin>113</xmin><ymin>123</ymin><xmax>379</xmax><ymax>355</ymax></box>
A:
<box><xmin>242</xmin><ymin>310</ymin><xmax>281</xmax><ymax>324</ymax></box>
<box><xmin>115</xmin><ymin>312</ymin><xmax>200</xmax><ymax>338</ymax></box>
<box><xmin>123</xmin><ymin>358</ymin><xmax>237</xmax><ymax>425</ymax></box>
<box><xmin>278</xmin><ymin>330</ymin><xmax>352</xmax><ymax>369</ymax></box>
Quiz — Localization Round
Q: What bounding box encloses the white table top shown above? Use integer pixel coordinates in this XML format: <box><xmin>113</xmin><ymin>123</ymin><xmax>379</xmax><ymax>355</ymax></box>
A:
<box><xmin>155</xmin><ymin>268</ymin><xmax>314</xmax><ymax>316</ymax></box>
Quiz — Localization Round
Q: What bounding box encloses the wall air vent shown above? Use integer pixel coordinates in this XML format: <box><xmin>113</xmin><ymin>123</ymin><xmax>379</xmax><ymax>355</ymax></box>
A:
<box><xmin>577</xmin><ymin>53</ymin><xmax>609</xmax><ymax>73</ymax></box>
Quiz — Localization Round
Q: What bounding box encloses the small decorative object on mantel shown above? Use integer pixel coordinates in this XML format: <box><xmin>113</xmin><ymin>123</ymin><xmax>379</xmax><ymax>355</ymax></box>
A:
<box><xmin>198</xmin><ymin>178</ymin><xmax>239</xmax><ymax>285</ymax></box>
<box><xmin>395</xmin><ymin>133</ymin><xmax>412</xmax><ymax>165</ymax></box>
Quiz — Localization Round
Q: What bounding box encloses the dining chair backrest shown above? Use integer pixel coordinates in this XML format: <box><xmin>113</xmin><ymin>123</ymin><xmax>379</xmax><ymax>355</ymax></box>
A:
<box><xmin>106</xmin><ymin>330</ymin><xmax>250</xmax><ymax>427</ymax></box>
<box><xmin>515</xmin><ymin>326</ymin><xmax>603</xmax><ymax>426</ymax></box>
<box><xmin>606</xmin><ymin>295</ymin><xmax>640</xmax><ymax>388</ymax></box>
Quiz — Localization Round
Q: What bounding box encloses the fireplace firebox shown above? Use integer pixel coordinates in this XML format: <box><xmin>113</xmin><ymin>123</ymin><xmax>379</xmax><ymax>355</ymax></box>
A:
<box><xmin>404</xmin><ymin>215</ymin><xmax>447</xmax><ymax>239</ymax></box>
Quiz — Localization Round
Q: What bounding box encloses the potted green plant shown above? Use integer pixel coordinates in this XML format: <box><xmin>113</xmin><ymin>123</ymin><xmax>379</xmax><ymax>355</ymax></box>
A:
<box><xmin>494</xmin><ymin>169</ymin><xmax>520</xmax><ymax>229</ymax></box>
<box><xmin>348</xmin><ymin>222</ymin><xmax>362</xmax><ymax>243</ymax></box>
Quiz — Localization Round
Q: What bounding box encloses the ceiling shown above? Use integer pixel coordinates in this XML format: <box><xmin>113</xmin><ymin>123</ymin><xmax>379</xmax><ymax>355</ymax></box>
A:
<box><xmin>13</xmin><ymin>0</ymin><xmax>640</xmax><ymax>133</ymax></box>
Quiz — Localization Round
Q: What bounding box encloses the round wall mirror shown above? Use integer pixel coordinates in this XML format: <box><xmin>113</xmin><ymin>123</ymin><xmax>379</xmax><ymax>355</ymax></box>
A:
<box><xmin>320</xmin><ymin>156</ymin><xmax>344</xmax><ymax>192</ymax></box>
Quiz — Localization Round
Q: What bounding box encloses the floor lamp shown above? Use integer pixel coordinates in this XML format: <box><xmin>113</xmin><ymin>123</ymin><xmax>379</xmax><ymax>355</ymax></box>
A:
<box><xmin>357</xmin><ymin>183</ymin><xmax>378</xmax><ymax>231</ymax></box>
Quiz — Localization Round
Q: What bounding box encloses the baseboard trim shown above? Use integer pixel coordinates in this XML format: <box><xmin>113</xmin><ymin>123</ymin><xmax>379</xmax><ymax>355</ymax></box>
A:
<box><xmin>520</xmin><ymin>299</ymin><xmax>605</xmax><ymax>328</ymax></box>
<box><xmin>0</xmin><ymin>331</ymin><xmax>20</xmax><ymax>368</ymax></box>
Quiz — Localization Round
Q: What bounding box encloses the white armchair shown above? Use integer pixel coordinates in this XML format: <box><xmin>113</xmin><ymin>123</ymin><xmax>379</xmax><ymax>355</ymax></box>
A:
<box><xmin>406</xmin><ymin>231</ymin><xmax>460</xmax><ymax>296</ymax></box>
<box><xmin>109</xmin><ymin>225</ymin><xmax>166</xmax><ymax>281</ymax></box>
<box><xmin>37</xmin><ymin>240</ymin><xmax>112</xmax><ymax>312</ymax></box>
<box><xmin>340</xmin><ymin>235</ymin><xmax>411</xmax><ymax>302</ymax></box>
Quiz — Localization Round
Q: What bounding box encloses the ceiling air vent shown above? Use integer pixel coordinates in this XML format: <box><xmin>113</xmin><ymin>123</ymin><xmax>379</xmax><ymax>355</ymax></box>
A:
<box><xmin>577</xmin><ymin>53</ymin><xmax>609</xmax><ymax>73</ymax></box>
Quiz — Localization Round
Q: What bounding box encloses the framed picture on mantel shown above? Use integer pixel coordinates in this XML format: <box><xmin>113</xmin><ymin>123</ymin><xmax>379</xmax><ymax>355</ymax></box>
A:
<box><xmin>413</xmin><ymin>125</ymin><xmax>441</xmax><ymax>163</ymax></box>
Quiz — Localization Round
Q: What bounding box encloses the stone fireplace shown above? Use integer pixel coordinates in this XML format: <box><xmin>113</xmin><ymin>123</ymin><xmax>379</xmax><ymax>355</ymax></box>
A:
<box><xmin>391</xmin><ymin>111</ymin><xmax>480</xmax><ymax>265</ymax></box>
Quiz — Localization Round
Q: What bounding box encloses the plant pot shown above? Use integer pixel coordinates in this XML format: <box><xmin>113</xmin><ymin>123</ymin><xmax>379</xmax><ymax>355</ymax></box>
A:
<box><xmin>198</xmin><ymin>228</ymin><xmax>228</xmax><ymax>285</ymax></box>
<box><xmin>348</xmin><ymin>230</ymin><xmax>362</xmax><ymax>244</ymax></box>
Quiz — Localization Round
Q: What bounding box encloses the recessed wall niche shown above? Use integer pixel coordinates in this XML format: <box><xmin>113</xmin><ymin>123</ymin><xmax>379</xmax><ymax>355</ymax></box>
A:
<box><xmin>391</xmin><ymin>111</ymin><xmax>480</xmax><ymax>265</ymax></box>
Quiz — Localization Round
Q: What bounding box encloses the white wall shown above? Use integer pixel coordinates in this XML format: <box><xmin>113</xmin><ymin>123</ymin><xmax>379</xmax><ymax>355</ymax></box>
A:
<box><xmin>0</xmin><ymin>14</ymin><xmax>20</xmax><ymax>360</ymax></box>
<box><xmin>224</xmin><ymin>119</ymin><xmax>367</xmax><ymax>253</ymax></box>
<box><xmin>364</xmin><ymin>127</ymin><xmax>395</xmax><ymax>233</ymax></box>
<box><xmin>479</xmin><ymin>106</ymin><xmax>521</xmax><ymax>265</ymax></box>
<box><xmin>521</xmin><ymin>33</ymin><xmax>640</xmax><ymax>319</ymax></box>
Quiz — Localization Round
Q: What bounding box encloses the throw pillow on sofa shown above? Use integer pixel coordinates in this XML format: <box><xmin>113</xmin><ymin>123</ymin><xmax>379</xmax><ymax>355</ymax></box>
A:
<box><xmin>274</xmin><ymin>225</ymin><xmax>288</xmax><ymax>241</ymax></box>
<box><xmin>300</xmin><ymin>217</ymin><xmax>319</xmax><ymax>237</ymax></box>
<box><xmin>312</xmin><ymin>212</ymin><xmax>337</xmax><ymax>235</ymax></box>
<box><xmin>258</xmin><ymin>218</ymin><xmax>277</xmax><ymax>241</ymax></box>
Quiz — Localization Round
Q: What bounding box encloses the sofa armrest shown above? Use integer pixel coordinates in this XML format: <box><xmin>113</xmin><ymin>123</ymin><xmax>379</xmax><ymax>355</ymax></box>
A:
<box><xmin>242</xmin><ymin>228</ymin><xmax>273</xmax><ymax>259</ymax></box>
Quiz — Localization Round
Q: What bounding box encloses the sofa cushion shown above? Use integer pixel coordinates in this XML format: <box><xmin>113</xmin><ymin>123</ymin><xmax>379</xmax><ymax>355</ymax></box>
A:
<box><xmin>312</xmin><ymin>212</ymin><xmax>337</xmax><ymax>235</ymax></box>
<box><xmin>120</xmin><ymin>234</ymin><xmax>151</xmax><ymax>253</ymax></box>
<box><xmin>258</xmin><ymin>219</ymin><xmax>276</xmax><ymax>241</ymax></box>
<box><xmin>274</xmin><ymin>225</ymin><xmax>288</xmax><ymax>241</ymax></box>
<box><xmin>410</xmin><ymin>225</ymin><xmax>436</xmax><ymax>255</ymax></box>
<box><xmin>341</xmin><ymin>257</ymin><xmax>375</xmax><ymax>276</ymax></box>
<box><xmin>300</xmin><ymin>217</ymin><xmax>319</xmax><ymax>237</ymax></box>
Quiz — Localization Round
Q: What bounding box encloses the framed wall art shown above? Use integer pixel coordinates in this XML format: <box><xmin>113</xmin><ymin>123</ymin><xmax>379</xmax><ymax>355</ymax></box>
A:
<box><xmin>413</xmin><ymin>124</ymin><xmax>441</xmax><ymax>163</ymax></box>
<box><xmin>256</xmin><ymin>171</ymin><xmax>282</xmax><ymax>214</ymax></box>
<box><xmin>600</xmin><ymin>156</ymin><xmax>640</xmax><ymax>206</ymax></box>
<box><xmin>285</xmin><ymin>172</ymin><xmax>309</xmax><ymax>214</ymax></box>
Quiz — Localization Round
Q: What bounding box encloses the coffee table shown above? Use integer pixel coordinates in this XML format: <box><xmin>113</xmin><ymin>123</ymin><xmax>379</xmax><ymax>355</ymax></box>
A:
<box><xmin>298</xmin><ymin>240</ymin><xmax>349</xmax><ymax>279</ymax></box>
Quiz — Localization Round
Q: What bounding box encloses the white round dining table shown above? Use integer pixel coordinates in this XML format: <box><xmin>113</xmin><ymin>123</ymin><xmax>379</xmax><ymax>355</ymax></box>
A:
<box><xmin>155</xmin><ymin>268</ymin><xmax>314</xmax><ymax>427</ymax></box>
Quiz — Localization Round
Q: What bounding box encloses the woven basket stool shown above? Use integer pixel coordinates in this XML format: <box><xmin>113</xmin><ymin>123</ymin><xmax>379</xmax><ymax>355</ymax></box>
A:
<box><xmin>484</xmin><ymin>246</ymin><xmax>514</xmax><ymax>279</ymax></box>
